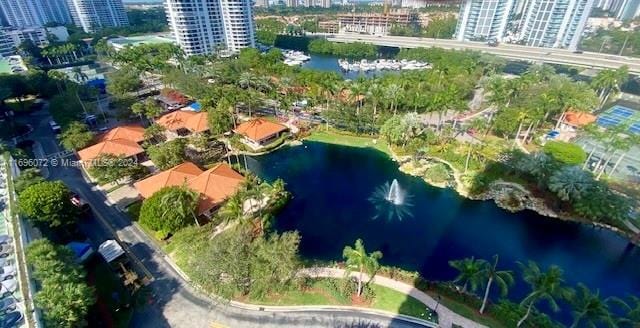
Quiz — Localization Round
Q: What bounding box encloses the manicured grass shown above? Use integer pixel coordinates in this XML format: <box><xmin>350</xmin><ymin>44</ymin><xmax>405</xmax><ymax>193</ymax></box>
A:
<box><xmin>370</xmin><ymin>284</ymin><xmax>435</xmax><ymax>320</ymax></box>
<box><xmin>248</xmin><ymin>278</ymin><xmax>436</xmax><ymax>322</ymax></box>
<box><xmin>305</xmin><ymin>130</ymin><xmax>391</xmax><ymax>155</ymax></box>
<box><xmin>425</xmin><ymin>291</ymin><xmax>506</xmax><ymax>328</ymax></box>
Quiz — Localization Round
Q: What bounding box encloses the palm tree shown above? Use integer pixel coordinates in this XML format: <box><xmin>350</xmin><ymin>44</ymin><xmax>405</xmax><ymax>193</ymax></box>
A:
<box><xmin>385</xmin><ymin>83</ymin><xmax>402</xmax><ymax>116</ymax></box>
<box><xmin>448</xmin><ymin>256</ymin><xmax>487</xmax><ymax>294</ymax></box>
<box><xmin>219</xmin><ymin>192</ymin><xmax>246</xmax><ymax>225</ymax></box>
<box><xmin>479</xmin><ymin>255</ymin><xmax>514</xmax><ymax>314</ymax></box>
<box><xmin>613</xmin><ymin>295</ymin><xmax>640</xmax><ymax>327</ymax></box>
<box><xmin>517</xmin><ymin>261</ymin><xmax>573</xmax><ymax>327</ymax></box>
<box><xmin>591</xmin><ymin>66</ymin><xmax>629</xmax><ymax>108</ymax></box>
<box><xmin>548</xmin><ymin>166</ymin><xmax>594</xmax><ymax>202</ymax></box>
<box><xmin>342</xmin><ymin>239</ymin><xmax>383</xmax><ymax>297</ymax></box>
<box><xmin>568</xmin><ymin>283</ymin><xmax>615</xmax><ymax>328</ymax></box>
<box><xmin>517</xmin><ymin>152</ymin><xmax>557</xmax><ymax>187</ymax></box>
<box><xmin>160</xmin><ymin>186</ymin><xmax>200</xmax><ymax>227</ymax></box>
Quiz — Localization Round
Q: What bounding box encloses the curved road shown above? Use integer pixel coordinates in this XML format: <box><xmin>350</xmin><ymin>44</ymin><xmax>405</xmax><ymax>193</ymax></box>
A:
<box><xmin>23</xmin><ymin>109</ymin><xmax>437</xmax><ymax>328</ymax></box>
<box><xmin>326</xmin><ymin>34</ymin><xmax>640</xmax><ymax>74</ymax></box>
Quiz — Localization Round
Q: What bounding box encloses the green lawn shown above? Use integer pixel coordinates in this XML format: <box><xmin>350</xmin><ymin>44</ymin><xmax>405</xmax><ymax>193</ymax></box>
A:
<box><xmin>304</xmin><ymin>130</ymin><xmax>391</xmax><ymax>155</ymax></box>
<box><xmin>425</xmin><ymin>291</ymin><xmax>506</xmax><ymax>328</ymax></box>
<box><xmin>248</xmin><ymin>278</ymin><xmax>437</xmax><ymax>323</ymax></box>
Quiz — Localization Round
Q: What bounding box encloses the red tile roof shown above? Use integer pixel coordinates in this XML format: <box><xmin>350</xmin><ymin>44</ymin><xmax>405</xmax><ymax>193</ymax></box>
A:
<box><xmin>98</xmin><ymin>124</ymin><xmax>145</xmax><ymax>143</ymax></box>
<box><xmin>156</xmin><ymin>110</ymin><xmax>208</xmax><ymax>133</ymax></box>
<box><xmin>188</xmin><ymin>163</ymin><xmax>245</xmax><ymax>215</ymax></box>
<box><xmin>77</xmin><ymin>139</ymin><xmax>144</xmax><ymax>163</ymax></box>
<box><xmin>564</xmin><ymin>111</ymin><xmax>596</xmax><ymax>127</ymax></box>
<box><xmin>133</xmin><ymin>162</ymin><xmax>204</xmax><ymax>198</ymax></box>
<box><xmin>234</xmin><ymin>118</ymin><xmax>287</xmax><ymax>142</ymax></box>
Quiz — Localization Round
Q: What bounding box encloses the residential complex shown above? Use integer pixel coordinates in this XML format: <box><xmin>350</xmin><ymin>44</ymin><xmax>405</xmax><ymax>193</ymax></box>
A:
<box><xmin>66</xmin><ymin>0</ymin><xmax>129</xmax><ymax>33</ymax></box>
<box><xmin>518</xmin><ymin>0</ymin><xmax>595</xmax><ymax>50</ymax></box>
<box><xmin>614</xmin><ymin>0</ymin><xmax>640</xmax><ymax>19</ymax></box>
<box><xmin>455</xmin><ymin>0</ymin><xmax>516</xmax><ymax>42</ymax></box>
<box><xmin>455</xmin><ymin>0</ymin><xmax>594</xmax><ymax>50</ymax></box>
<box><xmin>338</xmin><ymin>11</ymin><xmax>419</xmax><ymax>35</ymax></box>
<box><xmin>0</xmin><ymin>26</ymin><xmax>69</xmax><ymax>55</ymax></box>
<box><xmin>0</xmin><ymin>0</ymin><xmax>72</xmax><ymax>27</ymax></box>
<box><xmin>165</xmin><ymin>0</ymin><xmax>255</xmax><ymax>56</ymax></box>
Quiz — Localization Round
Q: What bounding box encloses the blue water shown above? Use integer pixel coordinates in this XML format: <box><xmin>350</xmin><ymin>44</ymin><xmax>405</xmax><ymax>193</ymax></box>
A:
<box><xmin>248</xmin><ymin>142</ymin><xmax>640</xmax><ymax>322</ymax></box>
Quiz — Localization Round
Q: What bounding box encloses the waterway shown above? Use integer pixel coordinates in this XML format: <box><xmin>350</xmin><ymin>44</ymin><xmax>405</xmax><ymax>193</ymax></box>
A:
<box><xmin>248</xmin><ymin>142</ymin><xmax>640</xmax><ymax>323</ymax></box>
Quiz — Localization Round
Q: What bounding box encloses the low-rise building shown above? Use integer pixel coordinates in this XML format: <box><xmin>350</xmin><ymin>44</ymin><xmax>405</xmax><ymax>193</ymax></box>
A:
<box><xmin>155</xmin><ymin>110</ymin><xmax>209</xmax><ymax>138</ymax></box>
<box><xmin>234</xmin><ymin>118</ymin><xmax>288</xmax><ymax>149</ymax></box>
<box><xmin>338</xmin><ymin>11</ymin><xmax>419</xmax><ymax>35</ymax></box>
<box><xmin>319</xmin><ymin>21</ymin><xmax>339</xmax><ymax>34</ymax></box>
<box><xmin>134</xmin><ymin>162</ymin><xmax>244</xmax><ymax>217</ymax></box>
<box><xmin>77</xmin><ymin>124</ymin><xmax>147</xmax><ymax>165</ymax></box>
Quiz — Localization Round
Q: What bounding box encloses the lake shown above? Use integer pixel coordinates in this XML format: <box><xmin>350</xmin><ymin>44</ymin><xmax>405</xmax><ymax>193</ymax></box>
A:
<box><xmin>248</xmin><ymin>141</ymin><xmax>640</xmax><ymax>323</ymax></box>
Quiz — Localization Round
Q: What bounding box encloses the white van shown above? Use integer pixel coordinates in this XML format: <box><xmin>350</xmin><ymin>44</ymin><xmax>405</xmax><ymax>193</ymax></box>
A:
<box><xmin>49</xmin><ymin>121</ymin><xmax>61</xmax><ymax>134</ymax></box>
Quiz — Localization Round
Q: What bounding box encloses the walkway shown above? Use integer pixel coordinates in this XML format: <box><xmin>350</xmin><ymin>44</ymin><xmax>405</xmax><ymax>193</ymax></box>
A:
<box><xmin>299</xmin><ymin>267</ymin><xmax>487</xmax><ymax>328</ymax></box>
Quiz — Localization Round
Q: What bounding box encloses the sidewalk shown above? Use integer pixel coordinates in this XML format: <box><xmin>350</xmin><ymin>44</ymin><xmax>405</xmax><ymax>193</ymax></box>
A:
<box><xmin>299</xmin><ymin>267</ymin><xmax>487</xmax><ymax>328</ymax></box>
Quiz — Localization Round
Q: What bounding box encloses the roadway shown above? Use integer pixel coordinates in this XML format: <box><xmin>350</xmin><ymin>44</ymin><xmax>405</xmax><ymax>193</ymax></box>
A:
<box><xmin>326</xmin><ymin>34</ymin><xmax>640</xmax><ymax>74</ymax></box>
<box><xmin>19</xmin><ymin>108</ymin><xmax>432</xmax><ymax>328</ymax></box>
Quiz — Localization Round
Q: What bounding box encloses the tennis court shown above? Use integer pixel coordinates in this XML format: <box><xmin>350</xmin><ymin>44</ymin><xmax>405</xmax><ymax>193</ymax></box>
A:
<box><xmin>597</xmin><ymin>105</ymin><xmax>640</xmax><ymax>134</ymax></box>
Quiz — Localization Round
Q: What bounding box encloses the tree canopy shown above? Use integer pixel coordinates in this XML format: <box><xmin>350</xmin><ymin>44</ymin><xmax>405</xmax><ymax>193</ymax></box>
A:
<box><xmin>139</xmin><ymin>186</ymin><xmax>199</xmax><ymax>238</ymax></box>
<box><xmin>18</xmin><ymin>181</ymin><xmax>78</xmax><ymax>228</ymax></box>
<box><xmin>60</xmin><ymin>121</ymin><xmax>94</xmax><ymax>150</ymax></box>
<box><xmin>147</xmin><ymin>138</ymin><xmax>186</xmax><ymax>170</ymax></box>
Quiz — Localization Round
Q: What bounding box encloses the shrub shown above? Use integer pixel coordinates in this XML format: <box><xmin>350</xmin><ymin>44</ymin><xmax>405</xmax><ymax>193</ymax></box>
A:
<box><xmin>543</xmin><ymin>141</ymin><xmax>587</xmax><ymax>165</ymax></box>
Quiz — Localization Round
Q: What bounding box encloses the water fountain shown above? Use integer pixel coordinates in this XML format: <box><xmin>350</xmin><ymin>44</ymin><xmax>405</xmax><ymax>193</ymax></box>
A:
<box><xmin>385</xmin><ymin>179</ymin><xmax>404</xmax><ymax>205</ymax></box>
<box><xmin>369</xmin><ymin>179</ymin><xmax>412</xmax><ymax>221</ymax></box>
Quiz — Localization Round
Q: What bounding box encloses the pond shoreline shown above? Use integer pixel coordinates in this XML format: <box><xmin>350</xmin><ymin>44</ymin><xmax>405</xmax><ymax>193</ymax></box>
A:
<box><xmin>300</xmin><ymin>131</ymin><xmax>639</xmax><ymax>246</ymax></box>
<box><xmin>394</xmin><ymin>153</ymin><xmax>640</xmax><ymax>247</ymax></box>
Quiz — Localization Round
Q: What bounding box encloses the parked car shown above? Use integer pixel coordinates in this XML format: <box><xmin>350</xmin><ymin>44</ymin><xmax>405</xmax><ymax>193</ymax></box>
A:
<box><xmin>0</xmin><ymin>279</ymin><xmax>16</xmax><ymax>296</ymax></box>
<box><xmin>0</xmin><ymin>236</ymin><xmax>11</xmax><ymax>245</ymax></box>
<box><xmin>0</xmin><ymin>246</ymin><xmax>11</xmax><ymax>258</ymax></box>
<box><xmin>0</xmin><ymin>311</ymin><xmax>22</xmax><ymax>327</ymax></box>
<box><xmin>49</xmin><ymin>120</ymin><xmax>61</xmax><ymax>134</ymax></box>
<box><xmin>0</xmin><ymin>298</ymin><xmax>16</xmax><ymax>314</ymax></box>
<box><xmin>70</xmin><ymin>193</ymin><xmax>91</xmax><ymax>215</ymax></box>
<box><xmin>0</xmin><ymin>266</ymin><xmax>15</xmax><ymax>281</ymax></box>
<box><xmin>487</xmin><ymin>39</ymin><xmax>499</xmax><ymax>47</ymax></box>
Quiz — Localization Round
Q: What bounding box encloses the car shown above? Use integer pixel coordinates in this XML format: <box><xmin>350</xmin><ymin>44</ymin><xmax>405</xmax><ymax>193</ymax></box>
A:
<box><xmin>0</xmin><ymin>266</ymin><xmax>15</xmax><ymax>281</ymax></box>
<box><xmin>0</xmin><ymin>246</ymin><xmax>12</xmax><ymax>258</ymax></box>
<box><xmin>0</xmin><ymin>279</ymin><xmax>16</xmax><ymax>295</ymax></box>
<box><xmin>0</xmin><ymin>311</ymin><xmax>23</xmax><ymax>328</ymax></box>
<box><xmin>487</xmin><ymin>39</ymin><xmax>499</xmax><ymax>47</ymax></box>
<box><xmin>0</xmin><ymin>236</ymin><xmax>12</xmax><ymax>245</ymax></box>
<box><xmin>0</xmin><ymin>298</ymin><xmax>16</xmax><ymax>314</ymax></box>
<box><xmin>572</xmin><ymin>49</ymin><xmax>583</xmax><ymax>54</ymax></box>
<box><xmin>48</xmin><ymin>120</ymin><xmax>61</xmax><ymax>134</ymax></box>
<box><xmin>70</xmin><ymin>193</ymin><xmax>91</xmax><ymax>214</ymax></box>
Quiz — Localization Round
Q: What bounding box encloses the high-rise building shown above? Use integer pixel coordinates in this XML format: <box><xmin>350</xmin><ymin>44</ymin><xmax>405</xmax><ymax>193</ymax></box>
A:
<box><xmin>286</xmin><ymin>0</ymin><xmax>298</xmax><ymax>6</ymax></box>
<box><xmin>518</xmin><ymin>0</ymin><xmax>595</xmax><ymax>51</ymax></box>
<box><xmin>0</xmin><ymin>0</ymin><xmax>72</xmax><ymax>27</ymax></box>
<box><xmin>255</xmin><ymin>0</ymin><xmax>270</xmax><ymax>7</ymax></box>
<box><xmin>455</xmin><ymin>0</ymin><xmax>516</xmax><ymax>42</ymax></box>
<box><xmin>66</xmin><ymin>0</ymin><xmax>129</xmax><ymax>33</ymax></box>
<box><xmin>616</xmin><ymin>0</ymin><xmax>640</xmax><ymax>19</ymax></box>
<box><xmin>0</xmin><ymin>26</ymin><xmax>69</xmax><ymax>55</ymax></box>
<box><xmin>165</xmin><ymin>0</ymin><xmax>256</xmax><ymax>56</ymax></box>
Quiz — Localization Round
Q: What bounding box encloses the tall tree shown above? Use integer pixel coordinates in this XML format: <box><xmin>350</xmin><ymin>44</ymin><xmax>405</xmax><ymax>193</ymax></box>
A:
<box><xmin>517</xmin><ymin>261</ymin><xmax>572</xmax><ymax>327</ymax></box>
<box><xmin>568</xmin><ymin>283</ymin><xmax>615</xmax><ymax>328</ymax></box>
<box><xmin>18</xmin><ymin>181</ymin><xmax>78</xmax><ymax>228</ymax></box>
<box><xmin>591</xmin><ymin>66</ymin><xmax>629</xmax><ymax>107</ymax></box>
<box><xmin>479</xmin><ymin>255</ymin><xmax>514</xmax><ymax>314</ymax></box>
<box><xmin>449</xmin><ymin>256</ymin><xmax>487</xmax><ymax>294</ymax></box>
<box><xmin>60</xmin><ymin>121</ymin><xmax>94</xmax><ymax>151</ymax></box>
<box><xmin>342</xmin><ymin>239</ymin><xmax>383</xmax><ymax>297</ymax></box>
<box><xmin>548</xmin><ymin>166</ymin><xmax>594</xmax><ymax>202</ymax></box>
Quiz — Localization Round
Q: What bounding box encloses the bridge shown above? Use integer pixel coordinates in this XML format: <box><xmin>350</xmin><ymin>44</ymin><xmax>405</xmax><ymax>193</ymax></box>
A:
<box><xmin>325</xmin><ymin>34</ymin><xmax>640</xmax><ymax>75</ymax></box>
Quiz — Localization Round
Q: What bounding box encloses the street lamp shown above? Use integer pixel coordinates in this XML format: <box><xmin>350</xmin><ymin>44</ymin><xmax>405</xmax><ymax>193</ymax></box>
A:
<box><xmin>434</xmin><ymin>295</ymin><xmax>442</xmax><ymax>312</ymax></box>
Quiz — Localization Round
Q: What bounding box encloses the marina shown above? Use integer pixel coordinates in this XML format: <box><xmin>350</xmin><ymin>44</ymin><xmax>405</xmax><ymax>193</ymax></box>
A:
<box><xmin>283</xmin><ymin>50</ymin><xmax>311</xmax><ymax>66</ymax></box>
<box><xmin>338</xmin><ymin>58</ymin><xmax>430</xmax><ymax>72</ymax></box>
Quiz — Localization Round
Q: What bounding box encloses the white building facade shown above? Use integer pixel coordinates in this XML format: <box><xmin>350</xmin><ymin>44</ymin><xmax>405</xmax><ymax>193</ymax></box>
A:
<box><xmin>0</xmin><ymin>26</ymin><xmax>69</xmax><ymax>55</ymax></box>
<box><xmin>0</xmin><ymin>0</ymin><xmax>72</xmax><ymax>27</ymax></box>
<box><xmin>517</xmin><ymin>0</ymin><xmax>595</xmax><ymax>50</ymax></box>
<box><xmin>455</xmin><ymin>0</ymin><xmax>516</xmax><ymax>42</ymax></box>
<box><xmin>66</xmin><ymin>0</ymin><xmax>129</xmax><ymax>33</ymax></box>
<box><xmin>165</xmin><ymin>0</ymin><xmax>255</xmax><ymax>56</ymax></box>
<box><xmin>616</xmin><ymin>0</ymin><xmax>640</xmax><ymax>19</ymax></box>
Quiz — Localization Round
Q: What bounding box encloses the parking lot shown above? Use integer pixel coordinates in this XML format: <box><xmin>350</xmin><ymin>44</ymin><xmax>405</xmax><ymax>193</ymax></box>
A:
<box><xmin>0</xmin><ymin>159</ymin><xmax>27</xmax><ymax>328</ymax></box>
